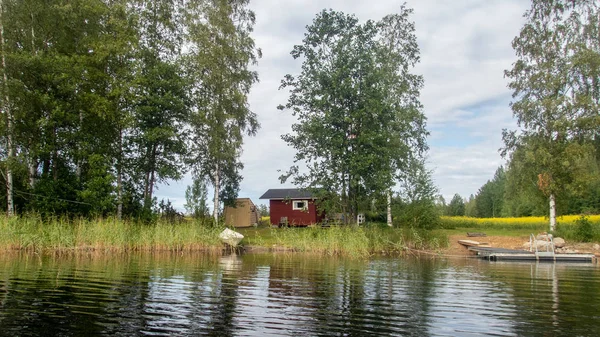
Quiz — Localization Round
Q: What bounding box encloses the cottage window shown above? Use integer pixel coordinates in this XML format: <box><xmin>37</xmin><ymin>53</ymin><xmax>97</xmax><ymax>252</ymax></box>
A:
<box><xmin>293</xmin><ymin>200</ymin><xmax>308</xmax><ymax>211</ymax></box>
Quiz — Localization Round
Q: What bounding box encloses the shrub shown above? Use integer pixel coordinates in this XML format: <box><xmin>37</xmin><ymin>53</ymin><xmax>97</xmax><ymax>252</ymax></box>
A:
<box><xmin>575</xmin><ymin>215</ymin><xmax>594</xmax><ymax>242</ymax></box>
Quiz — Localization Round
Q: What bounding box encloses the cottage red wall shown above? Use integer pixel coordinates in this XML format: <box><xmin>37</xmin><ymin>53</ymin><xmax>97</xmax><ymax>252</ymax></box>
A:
<box><xmin>269</xmin><ymin>199</ymin><xmax>324</xmax><ymax>226</ymax></box>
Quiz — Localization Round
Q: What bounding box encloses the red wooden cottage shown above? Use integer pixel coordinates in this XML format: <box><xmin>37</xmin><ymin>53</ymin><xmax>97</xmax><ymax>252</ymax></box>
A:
<box><xmin>259</xmin><ymin>188</ymin><xmax>325</xmax><ymax>227</ymax></box>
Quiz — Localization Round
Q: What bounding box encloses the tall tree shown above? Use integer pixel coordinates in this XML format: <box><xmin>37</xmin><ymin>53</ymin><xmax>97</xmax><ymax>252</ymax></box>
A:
<box><xmin>278</xmin><ymin>7</ymin><xmax>428</xmax><ymax>222</ymax></box>
<box><xmin>447</xmin><ymin>194</ymin><xmax>465</xmax><ymax>216</ymax></box>
<box><xmin>184</xmin><ymin>0</ymin><xmax>260</xmax><ymax>224</ymax></box>
<box><xmin>0</xmin><ymin>0</ymin><xmax>14</xmax><ymax>215</ymax></box>
<box><xmin>99</xmin><ymin>0</ymin><xmax>140</xmax><ymax>219</ymax></box>
<box><xmin>504</xmin><ymin>0</ymin><xmax>600</xmax><ymax>230</ymax></box>
<box><xmin>464</xmin><ymin>194</ymin><xmax>477</xmax><ymax>217</ymax></box>
<box><xmin>133</xmin><ymin>0</ymin><xmax>189</xmax><ymax>210</ymax></box>
<box><xmin>184</xmin><ymin>177</ymin><xmax>209</xmax><ymax>219</ymax></box>
<box><xmin>474</xmin><ymin>167</ymin><xmax>506</xmax><ymax>218</ymax></box>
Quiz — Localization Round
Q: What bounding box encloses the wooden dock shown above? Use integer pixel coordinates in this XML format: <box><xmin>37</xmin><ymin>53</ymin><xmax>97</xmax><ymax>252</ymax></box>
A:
<box><xmin>469</xmin><ymin>247</ymin><xmax>596</xmax><ymax>263</ymax></box>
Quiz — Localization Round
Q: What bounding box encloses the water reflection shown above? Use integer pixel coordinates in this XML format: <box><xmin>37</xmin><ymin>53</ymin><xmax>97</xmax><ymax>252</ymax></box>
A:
<box><xmin>0</xmin><ymin>253</ymin><xmax>598</xmax><ymax>336</ymax></box>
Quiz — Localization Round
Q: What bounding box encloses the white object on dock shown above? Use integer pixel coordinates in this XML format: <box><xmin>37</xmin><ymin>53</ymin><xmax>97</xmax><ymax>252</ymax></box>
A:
<box><xmin>219</xmin><ymin>228</ymin><xmax>244</xmax><ymax>247</ymax></box>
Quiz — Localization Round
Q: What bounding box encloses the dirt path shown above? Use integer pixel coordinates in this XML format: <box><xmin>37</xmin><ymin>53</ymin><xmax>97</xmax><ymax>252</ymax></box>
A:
<box><xmin>446</xmin><ymin>234</ymin><xmax>531</xmax><ymax>257</ymax></box>
<box><xmin>446</xmin><ymin>234</ymin><xmax>600</xmax><ymax>257</ymax></box>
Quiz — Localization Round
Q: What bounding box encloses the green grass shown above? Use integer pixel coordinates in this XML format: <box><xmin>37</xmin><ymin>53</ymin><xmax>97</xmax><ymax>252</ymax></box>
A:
<box><xmin>0</xmin><ymin>215</ymin><xmax>449</xmax><ymax>257</ymax></box>
<box><xmin>238</xmin><ymin>223</ymin><xmax>448</xmax><ymax>258</ymax></box>
<box><xmin>0</xmin><ymin>214</ymin><xmax>223</xmax><ymax>253</ymax></box>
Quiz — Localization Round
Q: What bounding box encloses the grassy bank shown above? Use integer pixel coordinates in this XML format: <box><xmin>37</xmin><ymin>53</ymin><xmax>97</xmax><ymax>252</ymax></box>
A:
<box><xmin>0</xmin><ymin>215</ymin><xmax>223</xmax><ymax>252</ymax></box>
<box><xmin>4</xmin><ymin>213</ymin><xmax>598</xmax><ymax>256</ymax></box>
<box><xmin>0</xmin><ymin>215</ymin><xmax>447</xmax><ymax>257</ymax></box>
<box><xmin>238</xmin><ymin>225</ymin><xmax>448</xmax><ymax>258</ymax></box>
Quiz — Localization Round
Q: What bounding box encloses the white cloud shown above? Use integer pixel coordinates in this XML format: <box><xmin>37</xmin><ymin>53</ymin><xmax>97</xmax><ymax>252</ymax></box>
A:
<box><xmin>158</xmin><ymin>0</ymin><xmax>530</xmax><ymax>211</ymax></box>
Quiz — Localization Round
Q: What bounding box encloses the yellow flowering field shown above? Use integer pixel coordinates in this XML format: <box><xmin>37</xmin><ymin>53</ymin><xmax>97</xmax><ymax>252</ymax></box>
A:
<box><xmin>440</xmin><ymin>215</ymin><xmax>600</xmax><ymax>230</ymax></box>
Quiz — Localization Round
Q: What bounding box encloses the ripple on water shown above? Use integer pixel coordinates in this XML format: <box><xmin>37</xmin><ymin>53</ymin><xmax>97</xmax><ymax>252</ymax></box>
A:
<box><xmin>0</xmin><ymin>254</ymin><xmax>599</xmax><ymax>336</ymax></box>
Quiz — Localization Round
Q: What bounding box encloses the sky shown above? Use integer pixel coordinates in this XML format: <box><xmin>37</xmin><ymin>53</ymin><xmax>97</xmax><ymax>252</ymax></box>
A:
<box><xmin>156</xmin><ymin>0</ymin><xmax>531</xmax><ymax>211</ymax></box>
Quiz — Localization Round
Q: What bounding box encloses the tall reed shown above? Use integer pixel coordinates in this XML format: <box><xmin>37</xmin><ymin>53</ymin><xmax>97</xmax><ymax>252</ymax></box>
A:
<box><xmin>269</xmin><ymin>224</ymin><xmax>447</xmax><ymax>258</ymax></box>
<box><xmin>0</xmin><ymin>214</ymin><xmax>223</xmax><ymax>252</ymax></box>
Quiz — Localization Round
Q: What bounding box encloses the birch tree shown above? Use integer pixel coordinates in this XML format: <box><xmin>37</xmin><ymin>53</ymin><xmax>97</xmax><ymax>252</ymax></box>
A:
<box><xmin>185</xmin><ymin>0</ymin><xmax>260</xmax><ymax>224</ymax></box>
<box><xmin>0</xmin><ymin>0</ymin><xmax>13</xmax><ymax>215</ymax></box>
<box><xmin>504</xmin><ymin>0</ymin><xmax>600</xmax><ymax>231</ymax></box>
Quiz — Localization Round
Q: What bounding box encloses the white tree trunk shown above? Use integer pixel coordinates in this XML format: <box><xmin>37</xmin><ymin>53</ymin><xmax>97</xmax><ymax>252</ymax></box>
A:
<box><xmin>387</xmin><ymin>191</ymin><xmax>392</xmax><ymax>227</ymax></box>
<box><xmin>116</xmin><ymin>127</ymin><xmax>123</xmax><ymax>220</ymax></box>
<box><xmin>549</xmin><ymin>193</ymin><xmax>556</xmax><ymax>232</ymax></box>
<box><xmin>0</xmin><ymin>0</ymin><xmax>14</xmax><ymax>216</ymax></box>
<box><xmin>213</xmin><ymin>162</ymin><xmax>220</xmax><ymax>225</ymax></box>
<box><xmin>28</xmin><ymin>159</ymin><xmax>36</xmax><ymax>188</ymax></box>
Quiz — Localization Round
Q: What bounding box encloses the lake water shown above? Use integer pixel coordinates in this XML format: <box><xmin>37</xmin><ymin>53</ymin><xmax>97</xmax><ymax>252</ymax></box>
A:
<box><xmin>0</xmin><ymin>252</ymin><xmax>598</xmax><ymax>336</ymax></box>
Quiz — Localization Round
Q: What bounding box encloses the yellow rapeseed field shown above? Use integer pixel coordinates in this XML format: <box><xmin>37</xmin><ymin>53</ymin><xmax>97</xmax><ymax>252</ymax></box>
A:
<box><xmin>441</xmin><ymin>215</ymin><xmax>600</xmax><ymax>227</ymax></box>
<box><xmin>442</xmin><ymin>214</ymin><xmax>600</xmax><ymax>225</ymax></box>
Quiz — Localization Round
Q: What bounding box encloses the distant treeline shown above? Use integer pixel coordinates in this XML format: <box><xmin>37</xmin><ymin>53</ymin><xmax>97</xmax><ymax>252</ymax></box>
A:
<box><xmin>442</xmin><ymin>163</ymin><xmax>600</xmax><ymax>218</ymax></box>
<box><xmin>444</xmin><ymin>1</ymin><xmax>600</xmax><ymax>220</ymax></box>
<box><xmin>0</xmin><ymin>0</ymin><xmax>259</xmax><ymax>220</ymax></box>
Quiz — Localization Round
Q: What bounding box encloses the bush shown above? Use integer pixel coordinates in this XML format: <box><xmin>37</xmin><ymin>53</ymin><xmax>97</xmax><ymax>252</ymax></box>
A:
<box><xmin>575</xmin><ymin>215</ymin><xmax>594</xmax><ymax>242</ymax></box>
<box><xmin>394</xmin><ymin>200</ymin><xmax>440</xmax><ymax>230</ymax></box>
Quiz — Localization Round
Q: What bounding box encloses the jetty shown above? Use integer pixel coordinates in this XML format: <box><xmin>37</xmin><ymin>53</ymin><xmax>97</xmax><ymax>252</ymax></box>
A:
<box><xmin>468</xmin><ymin>246</ymin><xmax>596</xmax><ymax>262</ymax></box>
<box><xmin>459</xmin><ymin>234</ymin><xmax>596</xmax><ymax>263</ymax></box>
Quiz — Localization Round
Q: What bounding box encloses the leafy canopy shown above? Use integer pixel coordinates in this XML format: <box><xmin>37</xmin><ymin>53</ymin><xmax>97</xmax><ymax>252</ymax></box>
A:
<box><xmin>278</xmin><ymin>6</ymin><xmax>429</xmax><ymax>218</ymax></box>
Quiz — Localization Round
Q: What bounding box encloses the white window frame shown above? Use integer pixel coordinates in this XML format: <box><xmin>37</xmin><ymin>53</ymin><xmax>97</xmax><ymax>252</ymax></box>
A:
<box><xmin>292</xmin><ymin>200</ymin><xmax>308</xmax><ymax>211</ymax></box>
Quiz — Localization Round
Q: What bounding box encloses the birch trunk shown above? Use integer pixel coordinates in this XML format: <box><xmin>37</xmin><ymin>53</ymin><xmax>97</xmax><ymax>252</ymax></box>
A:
<box><xmin>549</xmin><ymin>193</ymin><xmax>556</xmax><ymax>232</ymax></box>
<box><xmin>213</xmin><ymin>162</ymin><xmax>220</xmax><ymax>225</ymax></box>
<box><xmin>387</xmin><ymin>191</ymin><xmax>392</xmax><ymax>227</ymax></box>
<box><xmin>28</xmin><ymin>158</ymin><xmax>36</xmax><ymax>188</ymax></box>
<box><xmin>76</xmin><ymin>110</ymin><xmax>83</xmax><ymax>179</ymax></box>
<box><xmin>0</xmin><ymin>0</ymin><xmax>14</xmax><ymax>216</ymax></box>
<box><xmin>27</xmin><ymin>12</ymin><xmax>37</xmax><ymax>189</ymax></box>
<box><xmin>116</xmin><ymin>127</ymin><xmax>123</xmax><ymax>220</ymax></box>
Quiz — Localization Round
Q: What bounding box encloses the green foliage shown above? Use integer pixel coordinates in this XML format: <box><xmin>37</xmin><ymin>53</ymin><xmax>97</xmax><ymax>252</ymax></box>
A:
<box><xmin>575</xmin><ymin>216</ymin><xmax>595</xmax><ymax>243</ymax></box>
<box><xmin>447</xmin><ymin>193</ymin><xmax>465</xmax><ymax>216</ymax></box>
<box><xmin>184</xmin><ymin>178</ymin><xmax>209</xmax><ymax>219</ymax></box>
<box><xmin>158</xmin><ymin>199</ymin><xmax>183</xmax><ymax>224</ymax></box>
<box><xmin>503</xmin><ymin>0</ymin><xmax>600</xmax><ymax>221</ymax></box>
<box><xmin>184</xmin><ymin>0</ymin><xmax>260</xmax><ymax>221</ymax></box>
<box><xmin>474</xmin><ymin>167</ymin><xmax>506</xmax><ymax>218</ymax></box>
<box><xmin>257</xmin><ymin>204</ymin><xmax>269</xmax><ymax>217</ymax></box>
<box><xmin>78</xmin><ymin>154</ymin><xmax>115</xmax><ymax>216</ymax></box>
<box><xmin>278</xmin><ymin>7</ymin><xmax>428</xmax><ymax>220</ymax></box>
<box><xmin>393</xmin><ymin>161</ymin><xmax>440</xmax><ymax>229</ymax></box>
<box><xmin>464</xmin><ymin>194</ymin><xmax>477</xmax><ymax>217</ymax></box>
<box><xmin>0</xmin><ymin>0</ymin><xmax>260</xmax><ymax>220</ymax></box>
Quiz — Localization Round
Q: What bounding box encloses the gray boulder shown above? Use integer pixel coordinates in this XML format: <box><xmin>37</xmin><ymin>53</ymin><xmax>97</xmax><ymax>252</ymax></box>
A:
<box><xmin>553</xmin><ymin>237</ymin><xmax>566</xmax><ymax>248</ymax></box>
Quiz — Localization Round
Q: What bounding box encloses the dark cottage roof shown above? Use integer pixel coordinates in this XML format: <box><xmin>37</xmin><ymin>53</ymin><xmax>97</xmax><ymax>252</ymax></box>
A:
<box><xmin>259</xmin><ymin>188</ymin><xmax>317</xmax><ymax>200</ymax></box>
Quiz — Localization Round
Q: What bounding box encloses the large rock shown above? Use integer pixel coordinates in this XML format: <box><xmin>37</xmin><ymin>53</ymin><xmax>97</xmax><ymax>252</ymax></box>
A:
<box><xmin>533</xmin><ymin>240</ymin><xmax>551</xmax><ymax>251</ymax></box>
<box><xmin>219</xmin><ymin>228</ymin><xmax>244</xmax><ymax>247</ymax></box>
<box><xmin>536</xmin><ymin>233</ymin><xmax>553</xmax><ymax>241</ymax></box>
<box><xmin>594</xmin><ymin>244</ymin><xmax>600</xmax><ymax>251</ymax></box>
<box><xmin>553</xmin><ymin>237</ymin><xmax>566</xmax><ymax>248</ymax></box>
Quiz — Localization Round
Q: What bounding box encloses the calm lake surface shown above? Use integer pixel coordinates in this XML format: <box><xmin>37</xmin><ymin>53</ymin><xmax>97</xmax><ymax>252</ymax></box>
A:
<box><xmin>0</xmin><ymin>252</ymin><xmax>599</xmax><ymax>336</ymax></box>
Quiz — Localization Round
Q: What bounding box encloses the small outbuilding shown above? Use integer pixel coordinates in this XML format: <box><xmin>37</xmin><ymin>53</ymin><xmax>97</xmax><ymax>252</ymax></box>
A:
<box><xmin>259</xmin><ymin>188</ymin><xmax>325</xmax><ymax>227</ymax></box>
<box><xmin>223</xmin><ymin>198</ymin><xmax>260</xmax><ymax>228</ymax></box>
